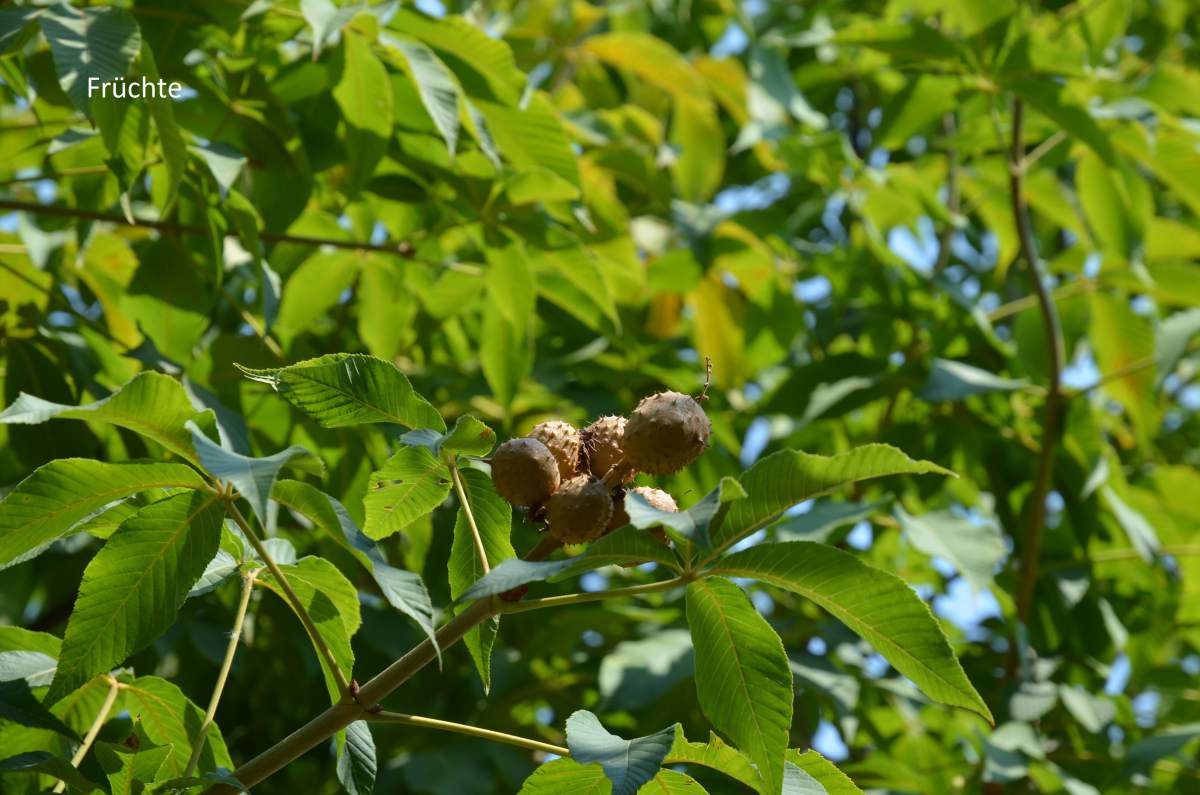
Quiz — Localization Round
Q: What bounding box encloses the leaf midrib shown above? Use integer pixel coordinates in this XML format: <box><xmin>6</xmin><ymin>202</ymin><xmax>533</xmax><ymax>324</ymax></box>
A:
<box><xmin>691</xmin><ymin>579</ymin><xmax>773</xmax><ymax>791</ymax></box>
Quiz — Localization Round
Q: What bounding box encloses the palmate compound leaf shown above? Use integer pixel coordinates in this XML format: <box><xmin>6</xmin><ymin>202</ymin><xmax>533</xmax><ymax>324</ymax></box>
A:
<box><xmin>686</xmin><ymin>577</ymin><xmax>792</xmax><ymax>795</ymax></box>
<box><xmin>47</xmin><ymin>491</ymin><xmax>224</xmax><ymax>704</ymax></box>
<box><xmin>237</xmin><ymin>353</ymin><xmax>445</xmax><ymax>432</ymax></box>
<box><xmin>710</xmin><ymin>542</ymin><xmax>993</xmax><ymax>722</ymax></box>
<box><xmin>566</xmin><ymin>710</ymin><xmax>678</xmax><ymax>795</ymax></box>
<box><xmin>0</xmin><ymin>371</ymin><xmax>216</xmax><ymax>465</ymax></box>
<box><xmin>0</xmin><ymin>460</ymin><xmax>207</xmax><ymax>570</ymax></box>
<box><xmin>272</xmin><ymin>479</ymin><xmax>437</xmax><ymax>652</ymax></box>
<box><xmin>706</xmin><ymin>444</ymin><xmax>954</xmax><ymax>560</ymax></box>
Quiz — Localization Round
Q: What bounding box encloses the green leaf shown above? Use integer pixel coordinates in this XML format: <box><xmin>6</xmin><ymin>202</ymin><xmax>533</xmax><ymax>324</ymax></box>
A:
<box><xmin>389</xmin><ymin>9</ymin><xmax>524</xmax><ymax>105</ymax></box>
<box><xmin>447</xmin><ymin>467</ymin><xmax>514</xmax><ymax>691</ymax></box>
<box><xmin>566</xmin><ymin>710</ymin><xmax>677</xmax><ymax>795</ymax></box>
<box><xmin>187</xmin><ymin>550</ymin><xmax>240</xmax><ymax>599</ymax></box>
<box><xmin>1156</xmin><ymin>308</ymin><xmax>1200</xmax><ymax>384</ymax></box>
<box><xmin>239</xmin><ymin>353</ymin><xmax>445</xmax><ymax>431</ymax></box>
<box><xmin>188</xmin><ymin>421</ymin><xmax>321</xmax><ymax>525</ymax></box>
<box><xmin>1122</xmin><ymin>722</ymin><xmax>1200</xmax><ymax>778</ymax></box>
<box><xmin>1058</xmin><ymin>685</ymin><xmax>1115</xmax><ymax>733</ymax></box>
<box><xmin>517</xmin><ymin>757</ymin><xmax>610</xmax><ymax>794</ymax></box>
<box><xmin>474</xmin><ymin>93</ymin><xmax>580</xmax><ymax>188</ymax></box>
<box><xmin>1101</xmin><ymin>487</ymin><xmax>1160</xmax><ymax>562</ymax></box>
<box><xmin>895</xmin><ymin>505</ymin><xmax>1006</xmax><ymax>590</ymax></box>
<box><xmin>38</xmin><ymin>4</ymin><xmax>140</xmax><ymax>115</ymax></box>
<box><xmin>0</xmin><ymin>751</ymin><xmax>102</xmax><ymax>793</ymax></box>
<box><xmin>663</xmin><ymin>726</ymin><xmax>761</xmax><ymax>791</ymax></box>
<box><xmin>334</xmin><ymin>30</ymin><xmax>393</xmax><ymax>195</ymax></box>
<box><xmin>458</xmin><ymin>524</ymin><xmax>680</xmax><ymax>602</ymax></box>
<box><xmin>274</xmin><ymin>251</ymin><xmax>360</xmax><ymax>341</ymax></box>
<box><xmin>582</xmin><ymin>32</ymin><xmax>708</xmax><ymax>103</ymax></box>
<box><xmin>783</xmin><ymin>763</ymin><xmax>829</xmax><ymax>795</ymax></box>
<box><xmin>155</xmin><ymin>770</ymin><xmax>246</xmax><ymax>792</ymax></box>
<box><xmin>686</xmin><ymin>577</ymin><xmax>792</xmax><ymax>795</ymax></box>
<box><xmin>272</xmin><ymin>480</ymin><xmax>437</xmax><ymax>650</ymax></box>
<box><xmin>708</xmin><ymin>445</ymin><xmax>953</xmax><ymax>559</ymax></box>
<box><xmin>773</xmin><ymin>500</ymin><xmax>884</xmax><ymax>544</ymax></box>
<box><xmin>135</xmin><ymin>43</ymin><xmax>187</xmax><ymax>213</ymax></box>
<box><xmin>918</xmin><ymin>359</ymin><xmax>1030</xmax><ymax>402</ymax></box>
<box><xmin>0</xmin><ymin>459</ymin><xmax>206</xmax><ymax>569</ymax></box>
<box><xmin>336</xmin><ymin>721</ymin><xmax>376</xmax><ymax>795</ymax></box>
<box><xmin>381</xmin><ymin>34</ymin><xmax>459</xmax><ymax>157</ymax></box>
<box><xmin>257</xmin><ymin>556</ymin><xmax>361</xmax><ymax>701</ymax></box>
<box><xmin>1088</xmin><ymin>292</ymin><xmax>1157</xmax><ymax>446</ymax></box>
<box><xmin>480</xmin><ymin>241</ymin><xmax>535</xmax><ymax>411</ymax></box>
<box><xmin>0</xmin><ymin>650</ymin><xmax>57</xmax><ymax>687</ymax></box>
<box><xmin>1076</xmin><ymin>150</ymin><xmax>1134</xmax><ymax>258</ymax></box>
<box><xmin>710</xmin><ymin>542</ymin><xmax>993</xmax><ymax>722</ymax></box>
<box><xmin>363</xmin><ymin>445</ymin><xmax>452</xmax><ymax>540</ymax></box>
<box><xmin>1011</xmin><ymin>78</ymin><xmax>1114</xmax><ymax>165</ymax></box>
<box><xmin>640</xmin><ymin>770</ymin><xmax>709</xmax><ymax>793</ymax></box>
<box><xmin>0</xmin><ymin>7</ymin><xmax>44</xmax><ymax>54</ymax></box>
<box><xmin>48</xmin><ymin>491</ymin><xmax>224</xmax><ymax>704</ymax></box>
<box><xmin>671</xmin><ymin>99</ymin><xmax>725</xmax><ymax>203</ymax></box>
<box><xmin>301</xmin><ymin>0</ymin><xmax>358</xmax><ymax>58</ymax></box>
<box><xmin>785</xmin><ymin>750</ymin><xmax>863</xmax><ymax>794</ymax></box>
<box><xmin>95</xmin><ymin>739</ymin><xmax>173</xmax><ymax>795</ymax></box>
<box><xmin>0</xmin><ymin>372</ymin><xmax>213</xmax><ymax>465</ymax></box>
<box><xmin>120</xmin><ymin>675</ymin><xmax>233</xmax><ymax>778</ymax></box>
<box><xmin>436</xmin><ymin>415</ymin><xmax>497</xmax><ymax>458</ymax></box>
<box><xmin>600</xmin><ymin>629</ymin><xmax>694</xmax><ymax>712</ymax></box>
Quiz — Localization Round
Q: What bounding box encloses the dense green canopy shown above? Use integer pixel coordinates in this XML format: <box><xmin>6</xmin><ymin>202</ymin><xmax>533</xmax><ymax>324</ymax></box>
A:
<box><xmin>1</xmin><ymin>0</ymin><xmax>1198</xmax><ymax>793</ymax></box>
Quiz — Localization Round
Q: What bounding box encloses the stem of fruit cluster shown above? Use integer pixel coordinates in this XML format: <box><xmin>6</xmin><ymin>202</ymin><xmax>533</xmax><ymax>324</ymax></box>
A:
<box><xmin>185</xmin><ymin>569</ymin><xmax>258</xmax><ymax>777</ymax></box>
<box><xmin>52</xmin><ymin>675</ymin><xmax>120</xmax><ymax>794</ymax></box>
<box><xmin>498</xmin><ymin>576</ymin><xmax>689</xmax><ymax>614</ymax></box>
<box><xmin>450</xmin><ymin>461</ymin><xmax>491</xmax><ymax>574</ymax></box>
<box><xmin>224</xmin><ymin>499</ymin><xmax>352</xmax><ymax>696</ymax></box>
<box><xmin>368</xmin><ymin>711</ymin><xmax>569</xmax><ymax>757</ymax></box>
<box><xmin>1008</xmin><ymin>97</ymin><xmax>1066</xmax><ymax>629</ymax></box>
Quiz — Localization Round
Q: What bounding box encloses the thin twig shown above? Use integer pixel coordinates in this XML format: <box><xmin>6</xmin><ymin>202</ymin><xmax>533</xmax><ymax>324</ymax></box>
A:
<box><xmin>933</xmin><ymin>112</ymin><xmax>959</xmax><ymax>275</ymax></box>
<box><xmin>185</xmin><ymin>569</ymin><xmax>258</xmax><ymax>777</ymax></box>
<box><xmin>0</xmin><ymin>199</ymin><xmax>416</xmax><ymax>258</ymax></box>
<box><xmin>226</xmin><ymin>500</ymin><xmax>352</xmax><ymax>696</ymax></box>
<box><xmin>1069</xmin><ymin>356</ymin><xmax>1158</xmax><ymax>397</ymax></box>
<box><xmin>987</xmin><ymin>279</ymin><xmax>1093</xmax><ymax>322</ymax></box>
<box><xmin>1021</xmin><ymin>130</ymin><xmax>1067</xmax><ymax>171</ymax></box>
<box><xmin>450</xmin><ymin>462</ymin><xmax>490</xmax><ymax>575</ymax></box>
<box><xmin>218</xmin><ymin>283</ymin><xmax>284</xmax><ymax>358</ymax></box>
<box><xmin>52</xmin><ymin>676</ymin><xmax>120</xmax><ymax>794</ymax></box>
<box><xmin>498</xmin><ymin>576</ymin><xmax>688</xmax><ymax>614</ymax></box>
<box><xmin>1009</xmin><ymin>98</ymin><xmax>1066</xmax><ymax>628</ymax></box>
<box><xmin>369</xmin><ymin>711</ymin><xmax>568</xmax><ymax>757</ymax></box>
